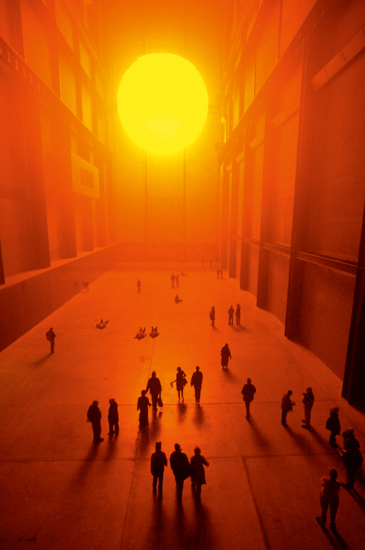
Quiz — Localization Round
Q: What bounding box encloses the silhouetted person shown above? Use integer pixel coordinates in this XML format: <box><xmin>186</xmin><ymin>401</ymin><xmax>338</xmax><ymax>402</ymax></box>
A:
<box><xmin>326</xmin><ymin>407</ymin><xmax>340</xmax><ymax>447</ymax></box>
<box><xmin>171</xmin><ymin>367</ymin><xmax>187</xmax><ymax>402</ymax></box>
<box><xmin>87</xmin><ymin>400</ymin><xmax>104</xmax><ymax>443</ymax></box>
<box><xmin>281</xmin><ymin>390</ymin><xmax>295</xmax><ymax>426</ymax></box>
<box><xmin>108</xmin><ymin>398</ymin><xmax>119</xmax><ymax>435</ymax></box>
<box><xmin>301</xmin><ymin>387</ymin><xmax>314</xmax><ymax>429</ymax></box>
<box><xmin>149</xmin><ymin>326</ymin><xmax>159</xmax><ymax>338</ymax></box>
<box><xmin>228</xmin><ymin>306</ymin><xmax>234</xmax><ymax>325</ymax></box>
<box><xmin>137</xmin><ymin>390</ymin><xmax>151</xmax><ymax>428</ymax></box>
<box><xmin>220</xmin><ymin>343</ymin><xmax>231</xmax><ymax>369</ymax></box>
<box><xmin>191</xmin><ymin>366</ymin><xmax>203</xmax><ymax>403</ymax></box>
<box><xmin>171</xmin><ymin>273</ymin><xmax>175</xmax><ymax>288</ymax></box>
<box><xmin>342</xmin><ymin>428</ymin><xmax>360</xmax><ymax>451</ymax></box>
<box><xmin>170</xmin><ymin>443</ymin><xmax>190</xmax><ymax>501</ymax></box>
<box><xmin>176</xmin><ymin>274</ymin><xmax>179</xmax><ymax>288</ymax></box>
<box><xmin>96</xmin><ymin>319</ymin><xmax>108</xmax><ymax>329</ymax></box>
<box><xmin>137</xmin><ymin>279</ymin><xmax>141</xmax><ymax>292</ymax></box>
<box><xmin>241</xmin><ymin>378</ymin><xmax>256</xmax><ymax>419</ymax></box>
<box><xmin>210</xmin><ymin>306</ymin><xmax>215</xmax><ymax>326</ymax></box>
<box><xmin>82</xmin><ymin>281</ymin><xmax>89</xmax><ymax>292</ymax></box>
<box><xmin>146</xmin><ymin>371</ymin><xmax>162</xmax><ymax>412</ymax></box>
<box><xmin>316</xmin><ymin>469</ymin><xmax>340</xmax><ymax>532</ymax></box>
<box><xmin>46</xmin><ymin>327</ymin><xmax>56</xmax><ymax>353</ymax></box>
<box><xmin>151</xmin><ymin>441</ymin><xmax>168</xmax><ymax>497</ymax></box>
<box><xmin>134</xmin><ymin>327</ymin><xmax>146</xmax><ymax>340</ymax></box>
<box><xmin>235</xmin><ymin>304</ymin><xmax>241</xmax><ymax>325</ymax></box>
<box><xmin>190</xmin><ymin>446</ymin><xmax>209</xmax><ymax>501</ymax></box>
<box><xmin>341</xmin><ymin>443</ymin><xmax>363</xmax><ymax>491</ymax></box>
<box><xmin>175</xmin><ymin>295</ymin><xmax>182</xmax><ymax>303</ymax></box>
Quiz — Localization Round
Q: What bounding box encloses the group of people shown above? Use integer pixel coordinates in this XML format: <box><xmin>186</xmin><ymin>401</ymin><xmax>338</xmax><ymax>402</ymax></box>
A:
<box><xmin>86</xmin><ymin>398</ymin><xmax>119</xmax><ymax>443</ymax></box>
<box><xmin>134</xmin><ymin>326</ymin><xmax>160</xmax><ymax>339</ymax></box>
<box><xmin>209</xmin><ymin>305</ymin><xmax>241</xmax><ymax>327</ymax></box>
<box><xmin>151</xmin><ymin>442</ymin><xmax>209</xmax><ymax>501</ymax></box>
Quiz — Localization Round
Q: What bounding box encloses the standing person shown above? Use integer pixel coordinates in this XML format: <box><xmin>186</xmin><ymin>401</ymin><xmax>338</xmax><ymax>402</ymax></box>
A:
<box><xmin>171</xmin><ymin>273</ymin><xmax>175</xmax><ymax>288</ymax></box>
<box><xmin>191</xmin><ymin>366</ymin><xmax>203</xmax><ymax>404</ymax></box>
<box><xmin>46</xmin><ymin>327</ymin><xmax>56</xmax><ymax>353</ymax></box>
<box><xmin>241</xmin><ymin>378</ymin><xmax>256</xmax><ymax>419</ymax></box>
<box><xmin>316</xmin><ymin>469</ymin><xmax>341</xmax><ymax>531</ymax></box>
<box><xmin>146</xmin><ymin>371</ymin><xmax>162</xmax><ymax>412</ymax></box>
<box><xmin>137</xmin><ymin>390</ymin><xmax>151</xmax><ymax>428</ymax></box>
<box><xmin>302</xmin><ymin>387</ymin><xmax>315</xmax><ymax>429</ymax></box>
<box><xmin>108</xmin><ymin>398</ymin><xmax>119</xmax><ymax>435</ymax></box>
<box><xmin>281</xmin><ymin>390</ymin><xmax>295</xmax><ymax>426</ymax></box>
<box><xmin>210</xmin><ymin>306</ymin><xmax>215</xmax><ymax>327</ymax></box>
<box><xmin>190</xmin><ymin>447</ymin><xmax>209</xmax><ymax>501</ymax></box>
<box><xmin>171</xmin><ymin>367</ymin><xmax>187</xmax><ymax>402</ymax></box>
<box><xmin>235</xmin><ymin>304</ymin><xmax>241</xmax><ymax>325</ymax></box>
<box><xmin>220</xmin><ymin>343</ymin><xmax>232</xmax><ymax>370</ymax></box>
<box><xmin>87</xmin><ymin>400</ymin><xmax>104</xmax><ymax>443</ymax></box>
<box><xmin>151</xmin><ymin>442</ymin><xmax>168</xmax><ymax>497</ymax></box>
<box><xmin>342</xmin><ymin>428</ymin><xmax>360</xmax><ymax>451</ymax></box>
<box><xmin>341</xmin><ymin>443</ymin><xmax>363</xmax><ymax>491</ymax></box>
<box><xmin>228</xmin><ymin>306</ymin><xmax>234</xmax><ymax>325</ymax></box>
<box><xmin>137</xmin><ymin>279</ymin><xmax>141</xmax><ymax>292</ymax></box>
<box><xmin>176</xmin><ymin>274</ymin><xmax>179</xmax><ymax>288</ymax></box>
<box><xmin>326</xmin><ymin>407</ymin><xmax>341</xmax><ymax>447</ymax></box>
<box><xmin>170</xmin><ymin>443</ymin><xmax>190</xmax><ymax>501</ymax></box>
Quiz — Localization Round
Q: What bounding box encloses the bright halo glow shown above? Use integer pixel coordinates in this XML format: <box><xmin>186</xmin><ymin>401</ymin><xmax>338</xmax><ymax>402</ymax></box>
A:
<box><xmin>117</xmin><ymin>53</ymin><xmax>208</xmax><ymax>154</ymax></box>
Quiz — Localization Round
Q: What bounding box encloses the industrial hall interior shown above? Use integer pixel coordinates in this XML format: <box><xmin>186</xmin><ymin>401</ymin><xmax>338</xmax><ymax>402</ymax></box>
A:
<box><xmin>1</xmin><ymin>0</ymin><xmax>365</xmax><ymax>549</ymax></box>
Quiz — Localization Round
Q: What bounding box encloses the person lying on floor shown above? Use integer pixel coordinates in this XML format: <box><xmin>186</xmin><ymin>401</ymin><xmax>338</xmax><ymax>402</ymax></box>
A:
<box><xmin>134</xmin><ymin>327</ymin><xmax>147</xmax><ymax>339</ymax></box>
<box><xmin>149</xmin><ymin>326</ymin><xmax>160</xmax><ymax>338</ymax></box>
<box><xmin>96</xmin><ymin>319</ymin><xmax>109</xmax><ymax>329</ymax></box>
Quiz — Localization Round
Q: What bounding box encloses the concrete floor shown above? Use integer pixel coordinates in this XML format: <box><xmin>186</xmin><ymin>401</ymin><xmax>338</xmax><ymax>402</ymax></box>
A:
<box><xmin>0</xmin><ymin>264</ymin><xmax>364</xmax><ymax>550</ymax></box>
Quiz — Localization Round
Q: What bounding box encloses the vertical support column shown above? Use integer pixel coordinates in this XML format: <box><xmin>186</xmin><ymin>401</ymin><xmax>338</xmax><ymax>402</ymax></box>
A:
<box><xmin>220</xmin><ymin>164</ymin><xmax>230</xmax><ymax>270</ymax></box>
<box><xmin>342</xmin><ymin>202</ymin><xmax>365</xmax><ymax>406</ymax></box>
<box><xmin>0</xmin><ymin>241</ymin><xmax>5</xmax><ymax>284</ymax></box>
<box><xmin>229</xmin><ymin>161</ymin><xmax>239</xmax><ymax>277</ymax></box>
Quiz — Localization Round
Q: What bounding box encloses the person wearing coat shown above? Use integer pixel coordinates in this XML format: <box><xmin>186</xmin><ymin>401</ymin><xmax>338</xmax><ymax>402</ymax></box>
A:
<box><xmin>108</xmin><ymin>398</ymin><xmax>119</xmax><ymax>435</ymax></box>
<box><xmin>326</xmin><ymin>407</ymin><xmax>341</xmax><ymax>447</ymax></box>
<box><xmin>220</xmin><ymin>343</ymin><xmax>231</xmax><ymax>369</ymax></box>
<box><xmin>241</xmin><ymin>378</ymin><xmax>256</xmax><ymax>419</ymax></box>
<box><xmin>191</xmin><ymin>366</ymin><xmax>203</xmax><ymax>403</ymax></box>
<box><xmin>301</xmin><ymin>387</ymin><xmax>315</xmax><ymax>429</ymax></box>
<box><xmin>146</xmin><ymin>371</ymin><xmax>162</xmax><ymax>412</ymax></box>
<box><xmin>137</xmin><ymin>390</ymin><xmax>151</xmax><ymax>427</ymax></box>
<box><xmin>281</xmin><ymin>390</ymin><xmax>295</xmax><ymax>426</ymax></box>
<box><xmin>151</xmin><ymin>441</ymin><xmax>168</xmax><ymax>497</ymax></box>
<box><xmin>190</xmin><ymin>447</ymin><xmax>209</xmax><ymax>501</ymax></box>
<box><xmin>170</xmin><ymin>443</ymin><xmax>190</xmax><ymax>501</ymax></box>
<box><xmin>87</xmin><ymin>400</ymin><xmax>104</xmax><ymax>443</ymax></box>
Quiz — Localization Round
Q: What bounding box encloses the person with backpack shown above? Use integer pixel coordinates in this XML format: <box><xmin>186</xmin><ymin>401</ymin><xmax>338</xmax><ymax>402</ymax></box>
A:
<box><xmin>151</xmin><ymin>442</ymin><xmax>168</xmax><ymax>497</ymax></box>
<box><xmin>326</xmin><ymin>407</ymin><xmax>341</xmax><ymax>447</ymax></box>
<box><xmin>341</xmin><ymin>441</ymin><xmax>363</xmax><ymax>491</ymax></box>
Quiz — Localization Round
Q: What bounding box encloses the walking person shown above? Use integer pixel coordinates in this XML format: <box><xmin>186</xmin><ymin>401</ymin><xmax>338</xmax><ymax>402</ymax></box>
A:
<box><xmin>326</xmin><ymin>407</ymin><xmax>341</xmax><ymax>447</ymax></box>
<box><xmin>341</xmin><ymin>443</ymin><xmax>363</xmax><ymax>491</ymax></box>
<box><xmin>316</xmin><ymin>469</ymin><xmax>341</xmax><ymax>532</ymax></box>
<box><xmin>191</xmin><ymin>366</ymin><xmax>203</xmax><ymax>404</ymax></box>
<box><xmin>170</xmin><ymin>443</ymin><xmax>191</xmax><ymax>501</ymax></box>
<box><xmin>241</xmin><ymin>378</ymin><xmax>256</xmax><ymax>419</ymax></box>
<box><xmin>171</xmin><ymin>273</ymin><xmax>175</xmax><ymax>288</ymax></box>
<box><xmin>108</xmin><ymin>398</ymin><xmax>119</xmax><ymax>435</ymax></box>
<box><xmin>146</xmin><ymin>371</ymin><xmax>162</xmax><ymax>412</ymax></box>
<box><xmin>209</xmin><ymin>306</ymin><xmax>215</xmax><ymax>327</ymax></box>
<box><xmin>190</xmin><ymin>447</ymin><xmax>209</xmax><ymax>501</ymax></box>
<box><xmin>171</xmin><ymin>367</ymin><xmax>187</xmax><ymax>402</ymax></box>
<box><xmin>220</xmin><ymin>343</ymin><xmax>232</xmax><ymax>370</ymax></box>
<box><xmin>228</xmin><ymin>306</ymin><xmax>234</xmax><ymax>325</ymax></box>
<box><xmin>151</xmin><ymin>442</ymin><xmax>168</xmax><ymax>497</ymax></box>
<box><xmin>301</xmin><ymin>387</ymin><xmax>315</xmax><ymax>429</ymax></box>
<box><xmin>137</xmin><ymin>390</ymin><xmax>151</xmax><ymax>428</ymax></box>
<box><xmin>87</xmin><ymin>400</ymin><xmax>104</xmax><ymax>443</ymax></box>
<box><xmin>46</xmin><ymin>327</ymin><xmax>56</xmax><ymax>353</ymax></box>
<box><xmin>235</xmin><ymin>304</ymin><xmax>241</xmax><ymax>325</ymax></box>
<box><xmin>137</xmin><ymin>279</ymin><xmax>141</xmax><ymax>292</ymax></box>
<box><xmin>281</xmin><ymin>390</ymin><xmax>295</xmax><ymax>426</ymax></box>
<box><xmin>342</xmin><ymin>428</ymin><xmax>360</xmax><ymax>451</ymax></box>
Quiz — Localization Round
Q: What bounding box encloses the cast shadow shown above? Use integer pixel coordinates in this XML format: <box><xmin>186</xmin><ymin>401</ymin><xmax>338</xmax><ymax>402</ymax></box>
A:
<box><xmin>149</xmin><ymin>412</ymin><xmax>162</xmax><ymax>441</ymax></box>
<box><xmin>72</xmin><ymin>443</ymin><xmax>99</xmax><ymax>485</ymax></box>
<box><xmin>342</xmin><ymin>484</ymin><xmax>365</xmax><ymax>510</ymax></box>
<box><xmin>193</xmin><ymin>404</ymin><xmax>205</xmax><ymax>427</ymax></box>
<box><xmin>322</xmin><ymin>528</ymin><xmax>351</xmax><ymax>550</ymax></box>
<box><xmin>307</xmin><ymin>426</ymin><xmax>336</xmax><ymax>454</ymax></box>
<box><xmin>247</xmin><ymin>417</ymin><xmax>271</xmax><ymax>452</ymax></box>
<box><xmin>32</xmin><ymin>354</ymin><xmax>52</xmax><ymax>367</ymax></box>
<box><xmin>222</xmin><ymin>368</ymin><xmax>238</xmax><ymax>382</ymax></box>
<box><xmin>138</xmin><ymin>425</ymin><xmax>150</xmax><ymax>456</ymax></box>
<box><xmin>231</xmin><ymin>325</ymin><xmax>250</xmax><ymax>332</ymax></box>
<box><xmin>104</xmin><ymin>434</ymin><xmax>118</xmax><ymax>462</ymax></box>
<box><xmin>188</xmin><ymin>491</ymin><xmax>216</xmax><ymax>548</ymax></box>
<box><xmin>177</xmin><ymin>403</ymin><xmax>187</xmax><ymax>424</ymax></box>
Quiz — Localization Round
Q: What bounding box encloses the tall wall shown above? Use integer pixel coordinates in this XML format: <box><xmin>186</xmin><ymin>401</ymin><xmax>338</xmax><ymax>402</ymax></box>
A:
<box><xmin>220</xmin><ymin>0</ymin><xmax>365</xmax><ymax>405</ymax></box>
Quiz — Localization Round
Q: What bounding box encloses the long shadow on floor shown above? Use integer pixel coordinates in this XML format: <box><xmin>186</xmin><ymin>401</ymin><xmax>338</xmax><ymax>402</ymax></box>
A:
<box><xmin>246</xmin><ymin>417</ymin><xmax>271</xmax><ymax>452</ymax></box>
<box><xmin>193</xmin><ymin>404</ymin><xmax>205</xmax><ymax>427</ymax></box>
<box><xmin>31</xmin><ymin>354</ymin><xmax>52</xmax><ymax>367</ymax></box>
<box><xmin>177</xmin><ymin>403</ymin><xmax>188</xmax><ymax>424</ymax></box>
<box><xmin>222</xmin><ymin>368</ymin><xmax>238</xmax><ymax>382</ymax></box>
<box><xmin>72</xmin><ymin>443</ymin><xmax>100</xmax><ymax>485</ymax></box>
<box><xmin>318</xmin><ymin>525</ymin><xmax>351</xmax><ymax>550</ymax></box>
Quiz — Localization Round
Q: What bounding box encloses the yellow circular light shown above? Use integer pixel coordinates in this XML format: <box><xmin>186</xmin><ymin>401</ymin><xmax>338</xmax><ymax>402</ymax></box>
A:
<box><xmin>117</xmin><ymin>53</ymin><xmax>208</xmax><ymax>154</ymax></box>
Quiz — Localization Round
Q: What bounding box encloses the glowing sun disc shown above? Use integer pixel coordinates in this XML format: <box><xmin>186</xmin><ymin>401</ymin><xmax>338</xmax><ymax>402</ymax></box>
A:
<box><xmin>117</xmin><ymin>53</ymin><xmax>208</xmax><ymax>154</ymax></box>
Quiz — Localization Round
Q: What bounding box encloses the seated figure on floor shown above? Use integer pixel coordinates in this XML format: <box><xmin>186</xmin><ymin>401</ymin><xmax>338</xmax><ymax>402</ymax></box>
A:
<box><xmin>96</xmin><ymin>319</ymin><xmax>108</xmax><ymax>329</ymax></box>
